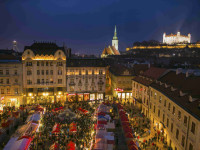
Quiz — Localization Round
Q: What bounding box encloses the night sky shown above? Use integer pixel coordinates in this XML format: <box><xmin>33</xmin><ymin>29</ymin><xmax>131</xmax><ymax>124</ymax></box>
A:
<box><xmin>0</xmin><ymin>0</ymin><xmax>200</xmax><ymax>55</ymax></box>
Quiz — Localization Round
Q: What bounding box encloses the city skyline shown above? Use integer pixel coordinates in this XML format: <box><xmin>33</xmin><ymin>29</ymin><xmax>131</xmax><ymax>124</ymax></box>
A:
<box><xmin>1</xmin><ymin>0</ymin><xmax>200</xmax><ymax>54</ymax></box>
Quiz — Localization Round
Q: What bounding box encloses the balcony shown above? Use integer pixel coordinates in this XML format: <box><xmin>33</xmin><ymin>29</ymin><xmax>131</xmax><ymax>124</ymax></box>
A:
<box><xmin>98</xmin><ymin>81</ymin><xmax>104</xmax><ymax>85</ymax></box>
<box><xmin>69</xmin><ymin>82</ymin><xmax>75</xmax><ymax>86</ymax></box>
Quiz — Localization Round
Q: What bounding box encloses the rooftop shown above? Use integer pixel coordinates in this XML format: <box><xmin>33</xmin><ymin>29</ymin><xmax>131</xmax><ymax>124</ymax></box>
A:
<box><xmin>24</xmin><ymin>42</ymin><xmax>65</xmax><ymax>55</ymax></box>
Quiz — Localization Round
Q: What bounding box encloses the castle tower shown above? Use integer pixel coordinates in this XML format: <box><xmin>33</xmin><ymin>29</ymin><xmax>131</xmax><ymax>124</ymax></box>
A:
<box><xmin>112</xmin><ymin>25</ymin><xmax>118</xmax><ymax>51</ymax></box>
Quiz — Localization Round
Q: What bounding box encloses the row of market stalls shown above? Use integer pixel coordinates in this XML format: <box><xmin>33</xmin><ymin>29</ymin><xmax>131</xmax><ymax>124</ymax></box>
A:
<box><xmin>93</xmin><ymin>102</ymin><xmax>115</xmax><ymax>150</ymax></box>
<box><xmin>3</xmin><ymin>105</ymin><xmax>43</xmax><ymax>150</ymax></box>
<box><xmin>117</xmin><ymin>103</ymin><xmax>138</xmax><ymax>150</ymax></box>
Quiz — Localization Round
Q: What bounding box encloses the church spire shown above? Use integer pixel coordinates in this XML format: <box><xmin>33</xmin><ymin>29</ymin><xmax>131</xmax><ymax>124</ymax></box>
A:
<box><xmin>113</xmin><ymin>25</ymin><xmax>118</xmax><ymax>40</ymax></box>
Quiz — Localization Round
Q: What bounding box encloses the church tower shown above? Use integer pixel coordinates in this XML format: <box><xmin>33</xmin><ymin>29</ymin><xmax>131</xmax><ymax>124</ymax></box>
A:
<box><xmin>112</xmin><ymin>25</ymin><xmax>118</xmax><ymax>51</ymax></box>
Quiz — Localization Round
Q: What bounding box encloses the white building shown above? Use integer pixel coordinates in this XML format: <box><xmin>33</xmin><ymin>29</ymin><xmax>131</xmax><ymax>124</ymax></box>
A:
<box><xmin>163</xmin><ymin>32</ymin><xmax>191</xmax><ymax>45</ymax></box>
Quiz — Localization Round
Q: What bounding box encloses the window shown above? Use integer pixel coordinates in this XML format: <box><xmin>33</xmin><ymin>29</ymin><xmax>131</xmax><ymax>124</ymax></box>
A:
<box><xmin>189</xmin><ymin>143</ymin><xmax>193</xmax><ymax>150</ymax></box>
<box><xmin>154</xmin><ymin>92</ymin><xmax>157</xmax><ymax>99</ymax></box>
<box><xmin>181</xmin><ymin>135</ymin><xmax>185</xmax><ymax>147</ymax></box>
<box><xmin>85</xmin><ymin>78</ymin><xmax>88</xmax><ymax>83</ymax></box>
<box><xmin>46</xmin><ymin>70</ymin><xmax>49</xmax><ymax>75</ymax></box>
<box><xmin>167</xmin><ymin>118</ymin><xmax>169</xmax><ymax>127</ymax></box>
<box><xmin>14</xmin><ymin>88</ymin><xmax>18</xmax><ymax>94</ymax></box>
<box><xmin>92</xmin><ymin>78</ymin><xmax>94</xmax><ymax>83</ymax></box>
<box><xmin>26</xmin><ymin>62</ymin><xmax>32</xmax><ymax>66</ymax></box>
<box><xmin>168</xmin><ymin>103</ymin><xmax>171</xmax><ymax>111</ymax></box>
<box><xmin>99</xmin><ymin>70</ymin><xmax>103</xmax><ymax>74</ymax></box>
<box><xmin>14</xmin><ymin>70</ymin><xmax>17</xmax><ymax>75</ymax></box>
<box><xmin>46</xmin><ymin>62</ymin><xmax>48</xmax><ymax>66</ymax></box>
<box><xmin>27</xmin><ymin>70</ymin><xmax>32</xmax><ymax>75</ymax></box>
<box><xmin>6</xmin><ymin>70</ymin><xmax>9</xmax><ymax>75</ymax></box>
<box><xmin>176</xmin><ymin>129</ymin><xmax>179</xmax><ymax>139</ymax></box>
<box><xmin>164</xmin><ymin>100</ymin><xmax>166</xmax><ymax>107</ymax></box>
<box><xmin>1</xmin><ymin>89</ymin><xmax>4</xmax><ymax>94</ymax></box>
<box><xmin>27</xmin><ymin>80</ymin><xmax>32</xmax><ymax>85</ymax></box>
<box><xmin>159</xmin><ymin>96</ymin><xmax>162</xmax><ymax>103</ymax></box>
<box><xmin>50</xmin><ymin>70</ymin><xmax>53</xmax><ymax>75</ymax></box>
<box><xmin>15</xmin><ymin>79</ymin><xmax>18</xmax><ymax>83</ymax></box>
<box><xmin>86</xmin><ymin>70</ymin><xmax>88</xmax><ymax>75</ymax></box>
<box><xmin>99</xmin><ymin>86</ymin><xmax>102</xmax><ymax>91</ymax></box>
<box><xmin>0</xmin><ymin>70</ymin><xmax>3</xmax><ymax>75</ymax></box>
<box><xmin>153</xmin><ymin>105</ymin><xmax>155</xmax><ymax>113</ymax></box>
<box><xmin>163</xmin><ymin>114</ymin><xmax>165</xmax><ymax>122</ymax></box>
<box><xmin>42</xmin><ymin>70</ymin><xmax>44</xmax><ymax>75</ymax></box>
<box><xmin>58</xmin><ymin>79</ymin><xmax>62</xmax><ymax>84</ymax></box>
<box><xmin>150</xmin><ymin>103</ymin><xmax>152</xmax><ymax>109</ymax></box>
<box><xmin>7</xmin><ymin>79</ymin><xmax>9</xmax><ymax>84</ymax></box>
<box><xmin>37</xmin><ymin>62</ymin><xmax>40</xmax><ymax>66</ymax></box>
<box><xmin>184</xmin><ymin>116</ymin><xmax>187</xmax><ymax>126</ymax></box>
<box><xmin>37</xmin><ymin>79</ymin><xmax>40</xmax><ymax>84</ymax></box>
<box><xmin>79</xmin><ymin>70</ymin><xmax>81</xmax><ymax>75</ymax></box>
<box><xmin>57</xmin><ymin>62</ymin><xmax>62</xmax><ymax>66</ymax></box>
<box><xmin>46</xmin><ymin>79</ymin><xmax>49</xmax><ymax>84</ymax></box>
<box><xmin>178</xmin><ymin>111</ymin><xmax>181</xmax><ymax>120</ymax></box>
<box><xmin>172</xmin><ymin>106</ymin><xmax>175</xmax><ymax>115</ymax></box>
<box><xmin>7</xmin><ymin>88</ymin><xmax>10</xmax><ymax>94</ymax></box>
<box><xmin>92</xmin><ymin>70</ymin><xmax>94</xmax><ymax>75</ymax></box>
<box><xmin>191</xmin><ymin>122</ymin><xmax>195</xmax><ymax>134</ymax></box>
<box><xmin>50</xmin><ymin>62</ymin><xmax>53</xmax><ymax>66</ymax></box>
<box><xmin>41</xmin><ymin>79</ymin><xmax>44</xmax><ymax>84</ymax></box>
<box><xmin>171</xmin><ymin>123</ymin><xmax>173</xmax><ymax>132</ymax></box>
<box><xmin>158</xmin><ymin>109</ymin><xmax>160</xmax><ymax>117</ymax></box>
<box><xmin>0</xmin><ymin>79</ymin><xmax>3</xmax><ymax>84</ymax></box>
<box><xmin>37</xmin><ymin>70</ymin><xmax>40</xmax><ymax>75</ymax></box>
<box><xmin>41</xmin><ymin>62</ymin><xmax>44</xmax><ymax>66</ymax></box>
<box><xmin>58</xmin><ymin>70</ymin><xmax>62</xmax><ymax>75</ymax></box>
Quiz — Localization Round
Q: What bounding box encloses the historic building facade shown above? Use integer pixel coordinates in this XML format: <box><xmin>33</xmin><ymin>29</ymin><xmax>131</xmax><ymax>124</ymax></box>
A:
<box><xmin>0</xmin><ymin>53</ymin><xmax>23</xmax><ymax>108</ymax></box>
<box><xmin>66</xmin><ymin>59</ymin><xmax>106</xmax><ymax>102</ymax></box>
<box><xmin>132</xmin><ymin>68</ymin><xmax>200</xmax><ymax>150</ymax></box>
<box><xmin>163</xmin><ymin>32</ymin><xmax>191</xmax><ymax>45</ymax></box>
<box><xmin>22</xmin><ymin>42</ymin><xmax>67</xmax><ymax>104</ymax></box>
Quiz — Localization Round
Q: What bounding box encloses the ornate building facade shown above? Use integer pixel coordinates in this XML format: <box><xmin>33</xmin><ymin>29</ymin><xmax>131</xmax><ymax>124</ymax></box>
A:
<box><xmin>66</xmin><ymin>59</ymin><xmax>106</xmax><ymax>102</ymax></box>
<box><xmin>132</xmin><ymin>68</ymin><xmax>200</xmax><ymax>150</ymax></box>
<box><xmin>163</xmin><ymin>32</ymin><xmax>191</xmax><ymax>45</ymax></box>
<box><xmin>22</xmin><ymin>42</ymin><xmax>67</xmax><ymax>104</ymax></box>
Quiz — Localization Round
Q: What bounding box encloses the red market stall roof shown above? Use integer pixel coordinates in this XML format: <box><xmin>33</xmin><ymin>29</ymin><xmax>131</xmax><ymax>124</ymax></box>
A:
<box><xmin>50</xmin><ymin>143</ymin><xmax>59</xmax><ymax>150</ymax></box>
<box><xmin>120</xmin><ymin>115</ymin><xmax>129</xmax><ymax>122</ymax></box>
<box><xmin>97</xmin><ymin>112</ymin><xmax>106</xmax><ymax>116</ymax></box>
<box><xmin>66</xmin><ymin>141</ymin><xmax>75</xmax><ymax>150</ymax></box>
<box><xmin>69</xmin><ymin>122</ymin><xmax>77</xmax><ymax>133</ymax></box>
<box><xmin>77</xmin><ymin>108</ymin><xmax>88</xmax><ymax>114</ymax></box>
<box><xmin>52</xmin><ymin>124</ymin><xmax>60</xmax><ymax>133</ymax></box>
<box><xmin>127</xmin><ymin>141</ymin><xmax>137</xmax><ymax>147</ymax></box>
<box><xmin>122</xmin><ymin>122</ymin><xmax>131</xmax><ymax>127</ymax></box>
<box><xmin>123</xmin><ymin>127</ymin><xmax>132</xmax><ymax>133</ymax></box>
<box><xmin>128</xmin><ymin>144</ymin><xmax>138</xmax><ymax>150</ymax></box>
<box><xmin>125</xmin><ymin>132</ymin><xmax>134</xmax><ymax>138</ymax></box>
<box><xmin>97</xmin><ymin>121</ymin><xmax>107</xmax><ymax>125</ymax></box>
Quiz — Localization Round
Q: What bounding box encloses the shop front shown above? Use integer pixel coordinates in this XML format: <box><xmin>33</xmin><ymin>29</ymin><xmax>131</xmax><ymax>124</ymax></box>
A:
<box><xmin>84</xmin><ymin>93</ymin><xmax>90</xmax><ymax>101</ymax></box>
<box><xmin>117</xmin><ymin>92</ymin><xmax>132</xmax><ymax>104</ymax></box>
<box><xmin>97</xmin><ymin>93</ymin><xmax>104</xmax><ymax>100</ymax></box>
<box><xmin>68</xmin><ymin>94</ymin><xmax>76</xmax><ymax>102</ymax></box>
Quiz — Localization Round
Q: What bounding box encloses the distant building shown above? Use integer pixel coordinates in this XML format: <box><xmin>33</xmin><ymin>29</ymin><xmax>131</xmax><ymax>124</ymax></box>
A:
<box><xmin>163</xmin><ymin>32</ymin><xmax>191</xmax><ymax>45</ymax></box>
<box><xmin>0</xmin><ymin>52</ymin><xmax>22</xmax><ymax>108</ymax></box>
<box><xmin>66</xmin><ymin>59</ymin><xmax>106</xmax><ymax>101</ymax></box>
<box><xmin>101</xmin><ymin>26</ymin><xmax>120</xmax><ymax>58</ymax></box>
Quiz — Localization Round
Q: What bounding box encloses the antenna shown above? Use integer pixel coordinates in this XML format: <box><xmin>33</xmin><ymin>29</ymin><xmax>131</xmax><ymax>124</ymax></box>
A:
<box><xmin>13</xmin><ymin>40</ymin><xmax>19</xmax><ymax>52</ymax></box>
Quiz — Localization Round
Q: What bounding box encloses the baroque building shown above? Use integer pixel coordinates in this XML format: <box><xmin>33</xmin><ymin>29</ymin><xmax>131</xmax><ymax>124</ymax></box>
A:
<box><xmin>163</xmin><ymin>32</ymin><xmax>191</xmax><ymax>45</ymax></box>
<box><xmin>66</xmin><ymin>59</ymin><xmax>106</xmax><ymax>102</ymax></box>
<box><xmin>22</xmin><ymin>42</ymin><xmax>67</xmax><ymax>104</ymax></box>
<box><xmin>132</xmin><ymin>68</ymin><xmax>200</xmax><ymax>150</ymax></box>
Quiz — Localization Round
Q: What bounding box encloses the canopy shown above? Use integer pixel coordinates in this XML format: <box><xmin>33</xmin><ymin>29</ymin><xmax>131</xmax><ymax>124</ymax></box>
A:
<box><xmin>97</xmin><ymin>121</ymin><xmax>107</xmax><ymax>125</ymax></box>
<box><xmin>4</xmin><ymin>136</ymin><xmax>32</xmax><ymax>150</ymax></box>
<box><xmin>49</xmin><ymin>143</ymin><xmax>59</xmax><ymax>150</ymax></box>
<box><xmin>52</xmin><ymin>124</ymin><xmax>60</xmax><ymax>133</ymax></box>
<box><xmin>66</xmin><ymin>141</ymin><xmax>75</xmax><ymax>150</ymax></box>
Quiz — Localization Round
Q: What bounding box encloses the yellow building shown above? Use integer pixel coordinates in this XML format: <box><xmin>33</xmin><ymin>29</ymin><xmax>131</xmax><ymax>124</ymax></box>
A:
<box><xmin>22</xmin><ymin>42</ymin><xmax>67</xmax><ymax>104</ymax></box>
<box><xmin>132</xmin><ymin>68</ymin><xmax>200</xmax><ymax>150</ymax></box>
<box><xmin>109</xmin><ymin>64</ymin><xmax>136</xmax><ymax>104</ymax></box>
<box><xmin>0</xmin><ymin>53</ymin><xmax>23</xmax><ymax>108</ymax></box>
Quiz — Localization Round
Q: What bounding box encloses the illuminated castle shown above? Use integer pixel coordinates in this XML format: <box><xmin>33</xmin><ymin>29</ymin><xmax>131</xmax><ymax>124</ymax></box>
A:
<box><xmin>163</xmin><ymin>32</ymin><xmax>191</xmax><ymax>45</ymax></box>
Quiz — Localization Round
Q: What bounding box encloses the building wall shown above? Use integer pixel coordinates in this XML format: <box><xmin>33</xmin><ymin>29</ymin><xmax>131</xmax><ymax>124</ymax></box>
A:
<box><xmin>0</xmin><ymin>63</ymin><xmax>23</xmax><ymax>108</ymax></box>
<box><xmin>110</xmin><ymin>72</ymin><xmax>134</xmax><ymax>103</ymax></box>
<box><xmin>66</xmin><ymin>67</ymin><xmax>106</xmax><ymax>101</ymax></box>
<box><xmin>149</xmin><ymin>87</ymin><xmax>200</xmax><ymax>150</ymax></box>
<box><xmin>22</xmin><ymin>49</ymin><xmax>66</xmax><ymax>104</ymax></box>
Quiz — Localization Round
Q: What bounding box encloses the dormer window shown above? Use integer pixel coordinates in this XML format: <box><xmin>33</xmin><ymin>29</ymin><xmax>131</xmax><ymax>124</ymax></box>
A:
<box><xmin>27</xmin><ymin>51</ymin><xmax>30</xmax><ymax>55</ymax></box>
<box><xmin>59</xmin><ymin>52</ymin><xmax>61</xmax><ymax>55</ymax></box>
